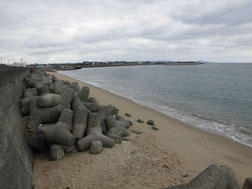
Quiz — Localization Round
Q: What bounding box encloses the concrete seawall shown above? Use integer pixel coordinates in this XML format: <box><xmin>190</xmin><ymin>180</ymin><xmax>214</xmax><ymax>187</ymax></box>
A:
<box><xmin>0</xmin><ymin>66</ymin><xmax>33</xmax><ymax>189</ymax></box>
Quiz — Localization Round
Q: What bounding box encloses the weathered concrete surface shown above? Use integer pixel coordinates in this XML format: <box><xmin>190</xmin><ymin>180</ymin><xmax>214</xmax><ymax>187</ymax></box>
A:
<box><xmin>0</xmin><ymin>66</ymin><xmax>30</xmax><ymax>98</ymax></box>
<box><xmin>0</xmin><ymin>66</ymin><xmax>33</xmax><ymax>189</ymax></box>
<box><xmin>165</xmin><ymin>164</ymin><xmax>240</xmax><ymax>189</ymax></box>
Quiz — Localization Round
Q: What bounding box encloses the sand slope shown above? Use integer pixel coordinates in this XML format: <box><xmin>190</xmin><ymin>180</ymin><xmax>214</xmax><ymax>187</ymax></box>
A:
<box><xmin>33</xmin><ymin>72</ymin><xmax>252</xmax><ymax>188</ymax></box>
<box><xmin>34</xmin><ymin>130</ymin><xmax>188</xmax><ymax>189</ymax></box>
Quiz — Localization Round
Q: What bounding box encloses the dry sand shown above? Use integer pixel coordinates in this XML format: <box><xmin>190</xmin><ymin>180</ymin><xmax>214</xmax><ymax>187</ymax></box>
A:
<box><xmin>33</xmin><ymin>72</ymin><xmax>252</xmax><ymax>189</ymax></box>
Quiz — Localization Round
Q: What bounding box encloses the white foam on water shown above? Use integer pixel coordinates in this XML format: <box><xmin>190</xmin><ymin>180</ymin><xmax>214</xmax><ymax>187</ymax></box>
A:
<box><xmin>138</xmin><ymin>100</ymin><xmax>252</xmax><ymax>148</ymax></box>
<box><xmin>59</xmin><ymin>71</ymin><xmax>252</xmax><ymax>148</ymax></box>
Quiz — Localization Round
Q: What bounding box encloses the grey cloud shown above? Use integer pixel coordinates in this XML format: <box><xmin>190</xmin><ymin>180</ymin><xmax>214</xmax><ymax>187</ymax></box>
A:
<box><xmin>177</xmin><ymin>1</ymin><xmax>252</xmax><ymax>26</ymax></box>
<box><xmin>0</xmin><ymin>0</ymin><xmax>252</xmax><ymax>63</ymax></box>
<box><xmin>140</xmin><ymin>23</ymin><xmax>252</xmax><ymax>43</ymax></box>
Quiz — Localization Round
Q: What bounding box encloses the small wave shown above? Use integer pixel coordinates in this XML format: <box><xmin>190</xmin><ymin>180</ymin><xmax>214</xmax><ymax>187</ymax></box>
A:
<box><xmin>139</xmin><ymin>101</ymin><xmax>252</xmax><ymax>148</ymax></box>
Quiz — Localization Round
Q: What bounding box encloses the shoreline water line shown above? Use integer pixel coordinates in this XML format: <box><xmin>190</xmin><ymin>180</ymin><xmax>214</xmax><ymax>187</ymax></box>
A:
<box><xmin>59</xmin><ymin>70</ymin><xmax>252</xmax><ymax>148</ymax></box>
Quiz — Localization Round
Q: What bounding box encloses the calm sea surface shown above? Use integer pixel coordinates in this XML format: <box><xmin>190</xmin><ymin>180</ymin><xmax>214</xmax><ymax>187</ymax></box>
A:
<box><xmin>60</xmin><ymin>63</ymin><xmax>252</xmax><ymax>147</ymax></box>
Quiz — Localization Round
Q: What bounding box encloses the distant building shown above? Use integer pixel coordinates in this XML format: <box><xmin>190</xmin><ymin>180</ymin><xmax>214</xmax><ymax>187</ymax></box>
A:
<box><xmin>12</xmin><ymin>62</ymin><xmax>26</xmax><ymax>67</ymax></box>
<box><xmin>37</xmin><ymin>64</ymin><xmax>47</xmax><ymax>67</ymax></box>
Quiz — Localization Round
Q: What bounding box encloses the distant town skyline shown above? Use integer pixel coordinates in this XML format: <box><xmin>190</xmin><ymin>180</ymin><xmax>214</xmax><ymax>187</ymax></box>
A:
<box><xmin>0</xmin><ymin>0</ymin><xmax>252</xmax><ymax>64</ymax></box>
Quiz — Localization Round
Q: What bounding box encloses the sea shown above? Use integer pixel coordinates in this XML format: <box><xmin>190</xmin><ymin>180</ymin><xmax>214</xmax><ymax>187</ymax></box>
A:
<box><xmin>59</xmin><ymin>63</ymin><xmax>252</xmax><ymax>147</ymax></box>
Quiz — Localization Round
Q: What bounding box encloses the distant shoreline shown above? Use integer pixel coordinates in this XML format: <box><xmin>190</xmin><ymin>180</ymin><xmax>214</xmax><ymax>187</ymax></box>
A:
<box><xmin>28</xmin><ymin>61</ymin><xmax>202</xmax><ymax>71</ymax></box>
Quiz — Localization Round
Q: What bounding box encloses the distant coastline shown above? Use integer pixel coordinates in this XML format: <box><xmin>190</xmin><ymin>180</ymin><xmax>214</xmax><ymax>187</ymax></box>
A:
<box><xmin>28</xmin><ymin>61</ymin><xmax>202</xmax><ymax>71</ymax></box>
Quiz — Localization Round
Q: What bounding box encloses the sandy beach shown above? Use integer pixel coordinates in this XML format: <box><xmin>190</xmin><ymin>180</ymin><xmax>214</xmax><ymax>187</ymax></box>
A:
<box><xmin>33</xmin><ymin>72</ymin><xmax>252</xmax><ymax>189</ymax></box>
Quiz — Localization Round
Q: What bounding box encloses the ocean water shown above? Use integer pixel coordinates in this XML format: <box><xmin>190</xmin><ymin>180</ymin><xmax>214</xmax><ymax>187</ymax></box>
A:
<box><xmin>59</xmin><ymin>63</ymin><xmax>252</xmax><ymax>147</ymax></box>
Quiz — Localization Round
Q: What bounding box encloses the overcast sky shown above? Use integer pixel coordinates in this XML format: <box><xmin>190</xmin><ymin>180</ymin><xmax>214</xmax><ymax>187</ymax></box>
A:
<box><xmin>0</xmin><ymin>0</ymin><xmax>252</xmax><ymax>64</ymax></box>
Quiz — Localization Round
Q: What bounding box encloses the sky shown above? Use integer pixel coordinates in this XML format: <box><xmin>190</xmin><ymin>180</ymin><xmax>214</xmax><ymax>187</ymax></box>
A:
<box><xmin>0</xmin><ymin>0</ymin><xmax>252</xmax><ymax>64</ymax></box>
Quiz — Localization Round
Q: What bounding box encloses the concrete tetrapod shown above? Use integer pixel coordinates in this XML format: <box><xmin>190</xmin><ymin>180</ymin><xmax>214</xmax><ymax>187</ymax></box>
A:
<box><xmin>40</xmin><ymin>74</ymin><xmax>53</xmax><ymax>86</ymax></box>
<box><xmin>72</xmin><ymin>95</ymin><xmax>86</xmax><ymax>111</ymax></box>
<box><xmin>20</xmin><ymin>96</ymin><xmax>38</xmax><ymax>108</ymax></box>
<box><xmin>243</xmin><ymin>178</ymin><xmax>252</xmax><ymax>189</ymax></box>
<box><xmin>50</xmin><ymin>144</ymin><xmax>65</xmax><ymax>161</ymax></box>
<box><xmin>27</xmin><ymin>99</ymin><xmax>64</xmax><ymax>128</ymax></box>
<box><xmin>24</xmin><ymin>74</ymin><xmax>42</xmax><ymax>88</ymax></box>
<box><xmin>106</xmin><ymin>116</ymin><xmax>130</xmax><ymax>144</ymax></box>
<box><xmin>165</xmin><ymin>164</ymin><xmax>240</xmax><ymax>189</ymax></box>
<box><xmin>62</xmin><ymin>80</ymin><xmax>70</xmax><ymax>85</ymax></box>
<box><xmin>97</xmin><ymin>105</ymin><xmax>119</xmax><ymax>134</ymax></box>
<box><xmin>116</xmin><ymin>116</ymin><xmax>133</xmax><ymax>128</ymax></box>
<box><xmin>49</xmin><ymin>81</ymin><xmax>75</xmax><ymax>109</ymax></box>
<box><xmin>51</xmin><ymin>75</ymin><xmax>59</xmax><ymax>83</ymax></box>
<box><xmin>27</xmin><ymin>135</ymin><xmax>48</xmax><ymax>151</ymax></box>
<box><xmin>36</xmin><ymin>83</ymin><xmax>50</xmax><ymax>95</ymax></box>
<box><xmin>24</xmin><ymin>74</ymin><xmax>53</xmax><ymax>88</ymax></box>
<box><xmin>69</xmin><ymin>82</ymin><xmax>80</xmax><ymax>92</ymax></box>
<box><xmin>84</xmin><ymin>97</ymin><xmax>101</xmax><ymax>112</ymax></box>
<box><xmin>24</xmin><ymin>88</ymin><xmax>37</xmax><ymax>98</ymax></box>
<box><xmin>37</xmin><ymin>125</ymin><xmax>76</xmax><ymax>147</ymax></box>
<box><xmin>89</xmin><ymin>140</ymin><xmax>103</xmax><ymax>154</ymax></box>
<box><xmin>37</xmin><ymin>108</ymin><xmax>74</xmax><ymax>144</ymax></box>
<box><xmin>44</xmin><ymin>108</ymin><xmax>73</xmax><ymax>132</ymax></box>
<box><xmin>49</xmin><ymin>81</ymin><xmax>66</xmax><ymax>95</ymax></box>
<box><xmin>77</xmin><ymin>86</ymin><xmax>90</xmax><ymax>102</ymax></box>
<box><xmin>55</xmin><ymin>108</ymin><xmax>73</xmax><ymax>131</ymax></box>
<box><xmin>19</xmin><ymin>95</ymin><xmax>38</xmax><ymax>116</ymax></box>
<box><xmin>60</xmin><ymin>87</ymin><xmax>75</xmax><ymax>109</ymax></box>
<box><xmin>71</xmin><ymin>96</ymin><xmax>90</xmax><ymax>139</ymax></box>
<box><xmin>37</xmin><ymin>93</ymin><xmax>62</xmax><ymax>108</ymax></box>
<box><xmin>77</xmin><ymin>113</ymin><xmax>115</xmax><ymax>152</ymax></box>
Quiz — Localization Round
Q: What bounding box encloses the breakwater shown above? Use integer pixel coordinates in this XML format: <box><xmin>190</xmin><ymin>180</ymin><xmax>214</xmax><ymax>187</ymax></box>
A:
<box><xmin>0</xmin><ymin>66</ymin><xmax>33</xmax><ymax>189</ymax></box>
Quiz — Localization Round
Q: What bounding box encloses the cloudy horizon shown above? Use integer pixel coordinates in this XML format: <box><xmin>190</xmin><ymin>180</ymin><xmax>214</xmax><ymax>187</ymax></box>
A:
<box><xmin>0</xmin><ymin>0</ymin><xmax>252</xmax><ymax>64</ymax></box>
